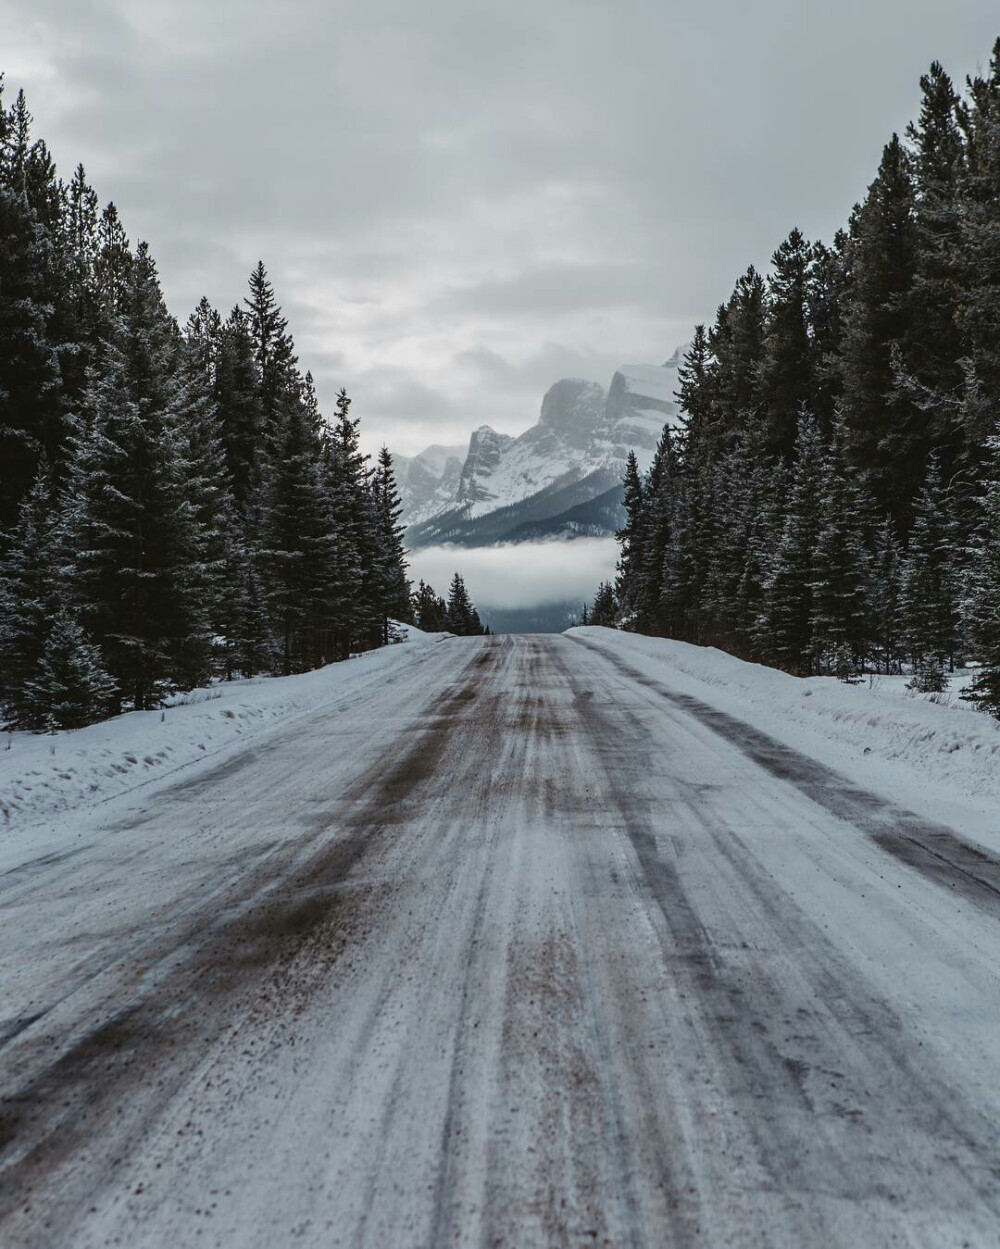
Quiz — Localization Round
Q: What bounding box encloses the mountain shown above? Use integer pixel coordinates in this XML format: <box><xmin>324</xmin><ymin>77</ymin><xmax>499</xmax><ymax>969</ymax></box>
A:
<box><xmin>394</xmin><ymin>444</ymin><xmax>467</xmax><ymax>527</ymax></box>
<box><xmin>403</xmin><ymin>351</ymin><xmax>685</xmax><ymax>549</ymax></box>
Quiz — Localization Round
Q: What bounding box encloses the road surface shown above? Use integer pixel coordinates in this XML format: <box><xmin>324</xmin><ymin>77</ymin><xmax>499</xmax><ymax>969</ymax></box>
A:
<box><xmin>3</xmin><ymin>633</ymin><xmax>1000</xmax><ymax>1247</ymax></box>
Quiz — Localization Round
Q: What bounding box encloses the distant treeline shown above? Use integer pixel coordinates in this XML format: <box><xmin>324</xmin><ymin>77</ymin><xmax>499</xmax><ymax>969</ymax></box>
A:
<box><xmin>0</xmin><ymin>76</ymin><xmax>414</xmax><ymax>730</ymax></box>
<box><xmin>412</xmin><ymin>573</ymin><xmax>487</xmax><ymax>636</ymax></box>
<box><xmin>595</xmin><ymin>39</ymin><xmax>1000</xmax><ymax>714</ymax></box>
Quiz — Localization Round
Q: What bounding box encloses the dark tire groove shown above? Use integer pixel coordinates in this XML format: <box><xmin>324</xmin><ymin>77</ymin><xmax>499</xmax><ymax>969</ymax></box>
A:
<box><xmin>570</xmin><ymin>635</ymin><xmax>1000</xmax><ymax>915</ymax></box>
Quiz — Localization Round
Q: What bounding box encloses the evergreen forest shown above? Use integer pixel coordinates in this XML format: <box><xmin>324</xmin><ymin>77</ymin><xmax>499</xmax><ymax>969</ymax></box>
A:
<box><xmin>412</xmin><ymin>573</ymin><xmax>487</xmax><ymax>637</ymax></box>
<box><xmin>603</xmin><ymin>40</ymin><xmax>1000</xmax><ymax>715</ymax></box>
<box><xmin>0</xmin><ymin>77</ymin><xmax>415</xmax><ymax>730</ymax></box>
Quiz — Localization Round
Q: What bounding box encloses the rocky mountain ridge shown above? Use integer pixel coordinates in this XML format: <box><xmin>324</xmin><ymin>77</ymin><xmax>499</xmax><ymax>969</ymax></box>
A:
<box><xmin>398</xmin><ymin>350</ymin><xmax>686</xmax><ymax>548</ymax></box>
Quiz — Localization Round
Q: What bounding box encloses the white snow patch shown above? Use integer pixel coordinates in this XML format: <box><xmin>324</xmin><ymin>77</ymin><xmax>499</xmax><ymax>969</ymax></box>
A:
<box><xmin>463</xmin><ymin>442</ymin><xmax>580</xmax><ymax>519</ymax></box>
<box><xmin>0</xmin><ymin>625</ymin><xmax>450</xmax><ymax>845</ymax></box>
<box><xmin>617</xmin><ymin>363</ymin><xmax>679</xmax><ymax>405</ymax></box>
<box><xmin>567</xmin><ymin>628</ymin><xmax>1000</xmax><ymax>844</ymax></box>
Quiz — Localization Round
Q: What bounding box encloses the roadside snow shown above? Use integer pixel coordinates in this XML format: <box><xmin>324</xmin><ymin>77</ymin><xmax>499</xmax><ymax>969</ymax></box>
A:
<box><xmin>388</xmin><ymin>621</ymin><xmax>450</xmax><ymax>645</ymax></box>
<box><xmin>567</xmin><ymin>627</ymin><xmax>1000</xmax><ymax>843</ymax></box>
<box><xmin>0</xmin><ymin>625</ymin><xmax>451</xmax><ymax>843</ymax></box>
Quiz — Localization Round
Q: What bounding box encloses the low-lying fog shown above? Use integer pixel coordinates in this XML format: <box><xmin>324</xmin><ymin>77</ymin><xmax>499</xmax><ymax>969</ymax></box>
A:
<box><xmin>408</xmin><ymin>538</ymin><xmax>617</xmax><ymax>615</ymax></box>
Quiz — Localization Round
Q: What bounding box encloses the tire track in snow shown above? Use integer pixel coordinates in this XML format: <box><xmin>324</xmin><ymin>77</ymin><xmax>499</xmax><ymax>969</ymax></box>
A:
<box><xmin>8</xmin><ymin>633</ymin><xmax>1000</xmax><ymax>1246</ymax></box>
<box><xmin>570</xmin><ymin>634</ymin><xmax>1000</xmax><ymax>915</ymax></box>
<box><xmin>0</xmin><ymin>649</ymin><xmax>493</xmax><ymax>1243</ymax></box>
<box><xmin>560</xmin><ymin>637</ymin><xmax>1000</xmax><ymax>1245</ymax></box>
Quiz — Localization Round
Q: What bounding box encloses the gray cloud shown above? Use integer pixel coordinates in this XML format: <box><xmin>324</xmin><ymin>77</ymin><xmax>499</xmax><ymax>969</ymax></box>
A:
<box><xmin>3</xmin><ymin>0</ymin><xmax>999</xmax><ymax>456</ymax></box>
<box><xmin>430</xmin><ymin>260</ymin><xmax>668</xmax><ymax>318</ymax></box>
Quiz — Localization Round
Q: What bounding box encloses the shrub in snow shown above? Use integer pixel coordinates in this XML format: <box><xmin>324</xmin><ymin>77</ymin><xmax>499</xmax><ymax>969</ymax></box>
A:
<box><xmin>21</xmin><ymin>612</ymin><xmax>117</xmax><ymax>731</ymax></box>
<box><xmin>962</xmin><ymin>668</ymin><xmax>1000</xmax><ymax>717</ymax></box>
<box><xmin>906</xmin><ymin>655</ymin><xmax>949</xmax><ymax>695</ymax></box>
<box><xmin>826</xmin><ymin>643</ymin><xmax>862</xmax><ymax>684</ymax></box>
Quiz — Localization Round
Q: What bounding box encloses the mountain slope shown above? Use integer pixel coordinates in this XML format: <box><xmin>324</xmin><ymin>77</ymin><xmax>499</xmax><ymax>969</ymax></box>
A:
<box><xmin>394</xmin><ymin>444</ymin><xmax>467</xmax><ymax>527</ymax></box>
<box><xmin>407</xmin><ymin>467</ymin><xmax>623</xmax><ymax>548</ymax></box>
<box><xmin>404</xmin><ymin>352</ymin><xmax>685</xmax><ymax>548</ymax></box>
<box><xmin>504</xmin><ymin>483</ymin><xmax>626</xmax><ymax>543</ymax></box>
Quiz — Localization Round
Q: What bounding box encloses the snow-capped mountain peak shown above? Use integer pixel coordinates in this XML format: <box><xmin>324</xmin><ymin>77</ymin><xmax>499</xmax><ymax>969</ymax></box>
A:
<box><xmin>457</xmin><ymin>426</ymin><xmax>517</xmax><ymax>506</ymax></box>
<box><xmin>400</xmin><ymin>349</ymin><xmax>688</xmax><ymax>547</ymax></box>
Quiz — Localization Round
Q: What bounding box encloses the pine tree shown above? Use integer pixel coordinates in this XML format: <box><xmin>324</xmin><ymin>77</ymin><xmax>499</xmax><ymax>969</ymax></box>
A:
<box><xmin>805</xmin><ymin>235</ymin><xmax>849</xmax><ymax>426</ymax></box>
<box><xmin>216</xmin><ymin>306</ymin><xmax>265</xmax><ymax>518</ymax></box>
<box><xmin>956</xmin><ymin>41</ymin><xmax>1000</xmax><ymax>477</ymax></box>
<box><xmin>64</xmin><ymin>164</ymin><xmax>100</xmax><ymax>297</ymax></box>
<box><xmin>962</xmin><ymin>429</ymin><xmax>1000</xmax><ymax>715</ymax></box>
<box><xmin>259</xmin><ymin>389</ymin><xmax>330</xmax><ymax>674</ymax></box>
<box><xmin>839</xmin><ymin>135</ymin><xmax>923</xmax><ymax>529</ymax></box>
<box><xmin>63</xmin><ymin>311</ymin><xmax>207</xmax><ymax>709</ymax></box>
<box><xmin>614</xmin><ymin>451</ymin><xmax>645</xmax><ymax>625</ymax></box>
<box><xmin>906</xmin><ymin>653</ymin><xmax>949</xmax><ymax>694</ymax></box>
<box><xmin>712</xmin><ymin>266</ymin><xmax>766</xmax><ymax>429</ymax></box>
<box><xmin>411</xmin><ymin>580</ymin><xmax>447</xmax><ymax>632</ymax></box>
<box><xmin>590</xmin><ymin>581</ymin><xmax>618</xmax><ymax>627</ymax></box>
<box><xmin>700</xmin><ymin>417</ymin><xmax>772</xmax><ymax>650</ymax></box>
<box><xmin>0</xmin><ymin>462</ymin><xmax>61</xmax><ymax>726</ymax></box>
<box><xmin>904</xmin><ymin>62</ymin><xmax>965</xmax><ymax>459</ymax></box>
<box><xmin>901</xmin><ymin>454</ymin><xmax>960</xmax><ymax>670</ymax></box>
<box><xmin>324</xmin><ymin>387</ymin><xmax>370</xmax><ymax>655</ymax></box>
<box><xmin>445</xmin><ymin>573</ymin><xmax>483</xmax><ymax>636</ymax></box>
<box><xmin>50</xmin><ymin>164</ymin><xmax>102</xmax><ymax>441</ymax></box>
<box><xmin>0</xmin><ymin>151</ymin><xmax>63</xmax><ymax>538</ymax></box>
<box><xmin>118</xmin><ymin>242</ymin><xmax>179</xmax><ymax>413</ymax></box>
<box><xmin>809</xmin><ymin>418</ymin><xmax>871</xmax><ymax>675</ymax></box>
<box><xmin>3</xmin><ymin>87</ymin><xmax>30</xmax><ymax>192</ymax></box>
<box><xmin>659</xmin><ymin>461</ymin><xmax>702</xmax><ymax>642</ymax></box>
<box><xmin>22</xmin><ymin>135</ymin><xmax>61</xmax><ymax>234</ymax></box>
<box><xmin>760</xmin><ymin>228</ymin><xmax>813</xmax><ymax>460</ymax></box>
<box><xmin>676</xmin><ymin>326</ymin><xmax>719</xmax><ymax>463</ymax></box>
<box><xmin>733</xmin><ymin>517</ymin><xmax>767</xmax><ymax>655</ymax></box>
<box><xmin>757</xmin><ymin>413</ymin><xmax>825</xmax><ymax>673</ymax></box>
<box><xmin>637</xmin><ymin>427</ymin><xmax>679</xmax><ymax>631</ymax></box>
<box><xmin>93</xmin><ymin>203</ymin><xmax>133</xmax><ymax>322</ymax></box>
<box><xmin>245</xmin><ymin>261</ymin><xmax>297</xmax><ymax>451</ymax></box>
<box><xmin>869</xmin><ymin>518</ymin><xmax>905</xmax><ymax>674</ymax></box>
<box><xmin>229</xmin><ymin>544</ymin><xmax>271</xmax><ymax>678</ymax></box>
<box><xmin>373</xmin><ymin>446</ymin><xmax>411</xmax><ymax>643</ymax></box>
<box><xmin>21</xmin><ymin>610</ymin><xmax>116</xmax><ymax>731</ymax></box>
<box><xmin>170</xmin><ymin>305</ymin><xmax>235</xmax><ymax>681</ymax></box>
<box><xmin>412</xmin><ymin>580</ymin><xmax>449</xmax><ymax>632</ymax></box>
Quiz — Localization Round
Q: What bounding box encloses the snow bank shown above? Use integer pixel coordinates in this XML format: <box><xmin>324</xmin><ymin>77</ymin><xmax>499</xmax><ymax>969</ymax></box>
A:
<box><xmin>388</xmin><ymin>621</ymin><xmax>452</xmax><ymax>644</ymax></box>
<box><xmin>0</xmin><ymin>625</ymin><xmax>451</xmax><ymax>834</ymax></box>
<box><xmin>567</xmin><ymin>627</ymin><xmax>1000</xmax><ymax>832</ymax></box>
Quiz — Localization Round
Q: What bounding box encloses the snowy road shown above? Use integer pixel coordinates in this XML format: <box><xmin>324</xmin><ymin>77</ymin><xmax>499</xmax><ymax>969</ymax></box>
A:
<box><xmin>3</xmin><ymin>633</ymin><xmax>1000</xmax><ymax>1246</ymax></box>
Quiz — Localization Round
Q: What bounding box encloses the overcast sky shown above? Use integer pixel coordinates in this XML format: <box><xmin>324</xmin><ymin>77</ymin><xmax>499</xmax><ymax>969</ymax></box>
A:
<box><xmin>3</xmin><ymin>0</ymin><xmax>998</xmax><ymax>456</ymax></box>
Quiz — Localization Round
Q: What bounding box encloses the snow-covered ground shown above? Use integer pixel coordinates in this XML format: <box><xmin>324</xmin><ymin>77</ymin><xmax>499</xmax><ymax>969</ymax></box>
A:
<box><xmin>5</xmin><ymin>629</ymin><xmax>1000</xmax><ymax>1247</ymax></box>
<box><xmin>568</xmin><ymin>627</ymin><xmax>1000</xmax><ymax>846</ymax></box>
<box><xmin>0</xmin><ymin>624</ymin><xmax>450</xmax><ymax>860</ymax></box>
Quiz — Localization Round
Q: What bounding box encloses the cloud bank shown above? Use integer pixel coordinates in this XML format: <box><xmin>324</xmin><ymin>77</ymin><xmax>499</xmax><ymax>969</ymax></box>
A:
<box><xmin>408</xmin><ymin>539</ymin><xmax>617</xmax><ymax>611</ymax></box>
